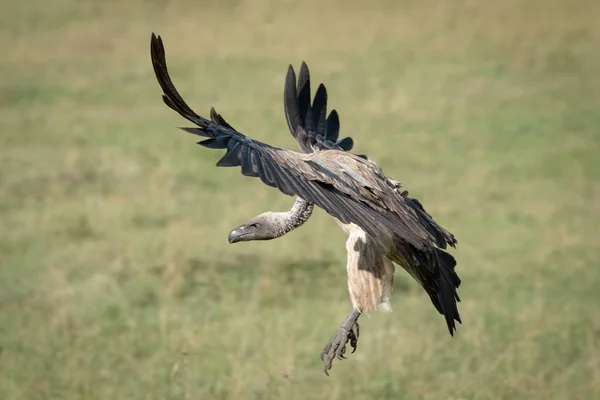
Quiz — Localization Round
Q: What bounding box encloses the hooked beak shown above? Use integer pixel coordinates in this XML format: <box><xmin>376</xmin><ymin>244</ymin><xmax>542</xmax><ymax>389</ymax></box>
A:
<box><xmin>228</xmin><ymin>227</ymin><xmax>246</xmax><ymax>244</ymax></box>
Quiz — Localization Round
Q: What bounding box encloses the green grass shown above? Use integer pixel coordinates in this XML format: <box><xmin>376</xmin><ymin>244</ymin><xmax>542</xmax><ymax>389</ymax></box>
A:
<box><xmin>1</xmin><ymin>0</ymin><xmax>599</xmax><ymax>398</ymax></box>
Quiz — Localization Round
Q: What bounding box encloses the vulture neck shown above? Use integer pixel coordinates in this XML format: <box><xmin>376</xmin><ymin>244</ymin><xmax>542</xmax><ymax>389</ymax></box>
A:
<box><xmin>273</xmin><ymin>197</ymin><xmax>314</xmax><ymax>237</ymax></box>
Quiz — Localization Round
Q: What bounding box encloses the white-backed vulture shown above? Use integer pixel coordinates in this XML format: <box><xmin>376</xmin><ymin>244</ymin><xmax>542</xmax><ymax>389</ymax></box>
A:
<box><xmin>150</xmin><ymin>33</ymin><xmax>462</xmax><ymax>375</ymax></box>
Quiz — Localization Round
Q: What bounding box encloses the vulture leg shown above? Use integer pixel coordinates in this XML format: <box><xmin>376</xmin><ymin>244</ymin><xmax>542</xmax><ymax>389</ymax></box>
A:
<box><xmin>320</xmin><ymin>308</ymin><xmax>361</xmax><ymax>376</ymax></box>
<box><xmin>320</xmin><ymin>221</ymin><xmax>395</xmax><ymax>375</ymax></box>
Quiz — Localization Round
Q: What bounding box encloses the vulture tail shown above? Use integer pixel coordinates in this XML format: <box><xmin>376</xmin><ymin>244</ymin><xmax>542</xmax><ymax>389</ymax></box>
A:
<box><xmin>414</xmin><ymin>247</ymin><xmax>462</xmax><ymax>336</ymax></box>
<box><xmin>390</xmin><ymin>244</ymin><xmax>462</xmax><ymax>336</ymax></box>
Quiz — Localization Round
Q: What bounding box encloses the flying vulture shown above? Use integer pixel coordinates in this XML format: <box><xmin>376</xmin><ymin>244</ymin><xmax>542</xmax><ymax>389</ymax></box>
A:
<box><xmin>150</xmin><ymin>33</ymin><xmax>462</xmax><ymax>375</ymax></box>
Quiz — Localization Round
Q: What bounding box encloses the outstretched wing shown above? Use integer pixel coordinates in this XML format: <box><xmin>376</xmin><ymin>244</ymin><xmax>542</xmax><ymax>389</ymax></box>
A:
<box><xmin>151</xmin><ymin>33</ymin><xmax>453</xmax><ymax>250</ymax></box>
<box><xmin>283</xmin><ymin>63</ymin><xmax>356</xmax><ymax>154</ymax></box>
<box><xmin>203</xmin><ymin>62</ymin><xmax>358</xmax><ymax>156</ymax></box>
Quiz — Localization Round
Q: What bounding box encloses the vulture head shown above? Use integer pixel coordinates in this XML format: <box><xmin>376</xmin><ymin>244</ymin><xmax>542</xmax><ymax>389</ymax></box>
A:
<box><xmin>228</xmin><ymin>212</ymin><xmax>285</xmax><ymax>243</ymax></box>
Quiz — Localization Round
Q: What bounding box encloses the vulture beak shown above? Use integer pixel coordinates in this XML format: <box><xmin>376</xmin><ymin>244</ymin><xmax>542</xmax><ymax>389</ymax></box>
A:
<box><xmin>228</xmin><ymin>226</ymin><xmax>246</xmax><ymax>244</ymax></box>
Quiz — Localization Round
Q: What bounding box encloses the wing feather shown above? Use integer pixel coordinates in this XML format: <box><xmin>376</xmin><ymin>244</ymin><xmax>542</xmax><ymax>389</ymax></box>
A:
<box><xmin>151</xmin><ymin>33</ymin><xmax>449</xmax><ymax>249</ymax></box>
<box><xmin>283</xmin><ymin>62</ymin><xmax>355</xmax><ymax>153</ymax></box>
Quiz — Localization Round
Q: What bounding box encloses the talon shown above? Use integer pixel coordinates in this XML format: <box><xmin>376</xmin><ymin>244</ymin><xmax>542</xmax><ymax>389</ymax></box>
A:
<box><xmin>350</xmin><ymin>322</ymin><xmax>360</xmax><ymax>353</ymax></box>
<box><xmin>320</xmin><ymin>317</ymin><xmax>361</xmax><ymax>375</ymax></box>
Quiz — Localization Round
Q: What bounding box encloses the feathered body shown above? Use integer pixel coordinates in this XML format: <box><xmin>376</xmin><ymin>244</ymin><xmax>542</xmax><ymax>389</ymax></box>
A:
<box><xmin>150</xmin><ymin>33</ymin><xmax>462</xmax><ymax>374</ymax></box>
<box><xmin>337</xmin><ymin>221</ymin><xmax>395</xmax><ymax>312</ymax></box>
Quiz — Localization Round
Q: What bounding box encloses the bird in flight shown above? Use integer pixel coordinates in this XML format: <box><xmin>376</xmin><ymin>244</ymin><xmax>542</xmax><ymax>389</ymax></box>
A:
<box><xmin>150</xmin><ymin>33</ymin><xmax>462</xmax><ymax>375</ymax></box>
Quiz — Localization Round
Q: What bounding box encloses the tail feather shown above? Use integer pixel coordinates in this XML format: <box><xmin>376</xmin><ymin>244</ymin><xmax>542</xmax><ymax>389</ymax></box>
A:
<box><xmin>414</xmin><ymin>248</ymin><xmax>462</xmax><ymax>335</ymax></box>
<box><xmin>391</xmin><ymin>243</ymin><xmax>462</xmax><ymax>336</ymax></box>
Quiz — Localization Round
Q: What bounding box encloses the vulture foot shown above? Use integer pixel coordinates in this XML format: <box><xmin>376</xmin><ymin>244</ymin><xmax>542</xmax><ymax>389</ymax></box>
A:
<box><xmin>320</xmin><ymin>308</ymin><xmax>361</xmax><ymax>376</ymax></box>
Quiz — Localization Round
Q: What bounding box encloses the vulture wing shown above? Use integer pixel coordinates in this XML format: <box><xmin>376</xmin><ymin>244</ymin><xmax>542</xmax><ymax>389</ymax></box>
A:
<box><xmin>283</xmin><ymin>63</ymin><xmax>357</xmax><ymax>154</ymax></box>
<box><xmin>151</xmin><ymin>33</ymin><xmax>453</xmax><ymax>250</ymax></box>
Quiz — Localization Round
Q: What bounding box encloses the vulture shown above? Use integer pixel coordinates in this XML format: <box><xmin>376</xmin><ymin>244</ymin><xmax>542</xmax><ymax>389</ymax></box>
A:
<box><xmin>150</xmin><ymin>33</ymin><xmax>462</xmax><ymax>375</ymax></box>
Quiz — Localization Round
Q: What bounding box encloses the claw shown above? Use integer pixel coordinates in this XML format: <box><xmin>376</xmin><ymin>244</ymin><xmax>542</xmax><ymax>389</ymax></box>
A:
<box><xmin>350</xmin><ymin>322</ymin><xmax>359</xmax><ymax>353</ymax></box>
<box><xmin>320</xmin><ymin>320</ymin><xmax>360</xmax><ymax>376</ymax></box>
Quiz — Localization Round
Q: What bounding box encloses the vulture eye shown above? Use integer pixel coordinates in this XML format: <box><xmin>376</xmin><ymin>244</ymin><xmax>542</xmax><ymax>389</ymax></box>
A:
<box><xmin>249</xmin><ymin>223</ymin><xmax>260</xmax><ymax>229</ymax></box>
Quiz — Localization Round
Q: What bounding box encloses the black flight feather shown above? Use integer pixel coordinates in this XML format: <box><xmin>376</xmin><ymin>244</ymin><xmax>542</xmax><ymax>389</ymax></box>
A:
<box><xmin>283</xmin><ymin>62</ymin><xmax>356</xmax><ymax>154</ymax></box>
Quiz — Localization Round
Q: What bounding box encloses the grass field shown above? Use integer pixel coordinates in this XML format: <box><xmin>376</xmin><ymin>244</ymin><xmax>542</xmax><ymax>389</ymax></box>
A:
<box><xmin>1</xmin><ymin>0</ymin><xmax>599</xmax><ymax>398</ymax></box>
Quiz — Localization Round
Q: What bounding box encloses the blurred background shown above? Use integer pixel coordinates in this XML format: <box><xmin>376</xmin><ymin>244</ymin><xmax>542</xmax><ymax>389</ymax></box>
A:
<box><xmin>1</xmin><ymin>0</ymin><xmax>599</xmax><ymax>398</ymax></box>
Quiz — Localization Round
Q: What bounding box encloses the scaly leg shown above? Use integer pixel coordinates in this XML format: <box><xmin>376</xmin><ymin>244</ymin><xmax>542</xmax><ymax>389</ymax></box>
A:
<box><xmin>320</xmin><ymin>308</ymin><xmax>361</xmax><ymax>376</ymax></box>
